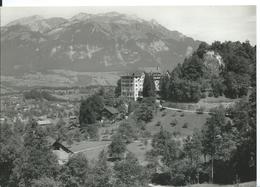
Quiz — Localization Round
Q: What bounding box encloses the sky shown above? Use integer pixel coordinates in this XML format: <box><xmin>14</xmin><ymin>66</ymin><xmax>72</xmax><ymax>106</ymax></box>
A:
<box><xmin>0</xmin><ymin>6</ymin><xmax>256</xmax><ymax>45</ymax></box>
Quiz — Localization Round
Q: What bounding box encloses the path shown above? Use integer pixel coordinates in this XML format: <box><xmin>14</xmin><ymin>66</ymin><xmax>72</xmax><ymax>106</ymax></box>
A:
<box><xmin>162</xmin><ymin>106</ymin><xmax>212</xmax><ymax>114</ymax></box>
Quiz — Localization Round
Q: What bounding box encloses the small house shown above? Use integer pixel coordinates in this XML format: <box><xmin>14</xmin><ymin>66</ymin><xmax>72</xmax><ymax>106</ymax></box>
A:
<box><xmin>47</xmin><ymin>137</ymin><xmax>73</xmax><ymax>165</ymax></box>
<box><xmin>102</xmin><ymin>106</ymin><xmax>119</xmax><ymax>120</ymax></box>
<box><xmin>37</xmin><ymin>119</ymin><xmax>52</xmax><ymax>126</ymax></box>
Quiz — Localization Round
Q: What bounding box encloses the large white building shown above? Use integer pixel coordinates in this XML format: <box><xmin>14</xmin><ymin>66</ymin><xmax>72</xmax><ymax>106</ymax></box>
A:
<box><xmin>120</xmin><ymin>67</ymin><xmax>164</xmax><ymax>101</ymax></box>
<box><xmin>121</xmin><ymin>72</ymin><xmax>145</xmax><ymax>101</ymax></box>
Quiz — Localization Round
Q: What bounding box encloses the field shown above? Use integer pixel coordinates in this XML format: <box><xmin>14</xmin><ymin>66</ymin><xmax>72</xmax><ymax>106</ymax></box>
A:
<box><xmin>146</xmin><ymin>109</ymin><xmax>210</xmax><ymax>137</ymax></box>
<box><xmin>0</xmin><ymin>70</ymin><xmax>120</xmax><ymax>89</ymax></box>
<box><xmin>163</xmin><ymin>96</ymin><xmax>239</xmax><ymax>112</ymax></box>
<box><xmin>123</xmin><ymin>109</ymin><xmax>210</xmax><ymax>165</ymax></box>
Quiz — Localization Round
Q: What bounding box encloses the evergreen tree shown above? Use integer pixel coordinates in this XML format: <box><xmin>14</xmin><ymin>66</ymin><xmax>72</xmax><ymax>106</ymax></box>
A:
<box><xmin>10</xmin><ymin>121</ymin><xmax>59</xmax><ymax>186</ymax></box>
<box><xmin>115</xmin><ymin>79</ymin><xmax>121</xmax><ymax>98</ymax></box>
<box><xmin>0</xmin><ymin>122</ymin><xmax>23</xmax><ymax>186</ymax></box>
<box><xmin>59</xmin><ymin>153</ymin><xmax>89</xmax><ymax>187</ymax></box>
<box><xmin>114</xmin><ymin>152</ymin><xmax>148</xmax><ymax>187</ymax></box>
<box><xmin>90</xmin><ymin>150</ymin><xmax>112</xmax><ymax>187</ymax></box>
<box><xmin>143</xmin><ymin>72</ymin><xmax>155</xmax><ymax>97</ymax></box>
<box><xmin>108</xmin><ymin>134</ymin><xmax>126</xmax><ymax>159</ymax></box>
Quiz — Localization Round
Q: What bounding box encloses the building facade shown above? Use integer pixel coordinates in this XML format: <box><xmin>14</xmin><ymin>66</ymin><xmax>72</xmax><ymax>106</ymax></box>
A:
<box><xmin>120</xmin><ymin>67</ymin><xmax>164</xmax><ymax>101</ymax></box>
<box><xmin>121</xmin><ymin>72</ymin><xmax>145</xmax><ymax>101</ymax></box>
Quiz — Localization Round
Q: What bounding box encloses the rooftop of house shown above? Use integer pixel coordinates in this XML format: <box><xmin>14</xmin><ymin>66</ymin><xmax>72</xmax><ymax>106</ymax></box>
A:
<box><xmin>103</xmin><ymin>106</ymin><xmax>119</xmax><ymax>115</ymax></box>
<box><xmin>37</xmin><ymin>119</ymin><xmax>52</xmax><ymax>125</ymax></box>
<box><xmin>62</xmin><ymin>140</ymin><xmax>110</xmax><ymax>154</ymax></box>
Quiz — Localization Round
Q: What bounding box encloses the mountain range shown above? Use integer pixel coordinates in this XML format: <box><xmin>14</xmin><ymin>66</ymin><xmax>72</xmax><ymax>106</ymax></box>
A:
<box><xmin>1</xmin><ymin>12</ymin><xmax>201</xmax><ymax>74</ymax></box>
<box><xmin>1</xmin><ymin>12</ymin><xmax>201</xmax><ymax>88</ymax></box>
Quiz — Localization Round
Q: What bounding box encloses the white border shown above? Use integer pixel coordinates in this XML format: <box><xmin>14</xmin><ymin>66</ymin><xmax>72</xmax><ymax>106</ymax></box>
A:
<box><xmin>1</xmin><ymin>0</ymin><xmax>259</xmax><ymax>186</ymax></box>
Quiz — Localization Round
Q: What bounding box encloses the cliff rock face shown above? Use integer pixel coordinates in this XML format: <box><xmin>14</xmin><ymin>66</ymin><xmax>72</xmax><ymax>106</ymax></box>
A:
<box><xmin>1</xmin><ymin>12</ymin><xmax>201</xmax><ymax>76</ymax></box>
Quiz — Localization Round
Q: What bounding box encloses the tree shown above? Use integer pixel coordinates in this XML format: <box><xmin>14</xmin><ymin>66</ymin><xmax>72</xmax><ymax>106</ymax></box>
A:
<box><xmin>117</xmin><ymin>121</ymin><xmax>138</xmax><ymax>143</ymax></box>
<box><xmin>143</xmin><ymin>72</ymin><xmax>155</xmax><ymax>97</ymax></box>
<box><xmin>114</xmin><ymin>152</ymin><xmax>148</xmax><ymax>187</ymax></box>
<box><xmin>79</xmin><ymin>94</ymin><xmax>104</xmax><ymax>125</ymax></box>
<box><xmin>108</xmin><ymin>134</ymin><xmax>126</xmax><ymax>159</ymax></box>
<box><xmin>115</xmin><ymin>79</ymin><xmax>121</xmax><ymax>98</ymax></box>
<box><xmin>223</xmin><ymin>72</ymin><xmax>250</xmax><ymax>98</ymax></box>
<box><xmin>201</xmin><ymin>106</ymin><xmax>236</xmax><ymax>183</ymax></box>
<box><xmin>89</xmin><ymin>150</ymin><xmax>112</xmax><ymax>187</ymax></box>
<box><xmin>183</xmin><ymin>132</ymin><xmax>203</xmax><ymax>183</ymax></box>
<box><xmin>55</xmin><ymin>118</ymin><xmax>68</xmax><ymax>141</ymax></box>
<box><xmin>211</xmin><ymin>76</ymin><xmax>225</xmax><ymax>97</ymax></box>
<box><xmin>182</xmin><ymin>54</ymin><xmax>206</xmax><ymax>81</ymax></box>
<box><xmin>196</xmin><ymin>42</ymin><xmax>209</xmax><ymax>58</ymax></box>
<box><xmin>10</xmin><ymin>121</ymin><xmax>59</xmax><ymax>187</ymax></box>
<box><xmin>168</xmin><ymin>79</ymin><xmax>201</xmax><ymax>102</ymax></box>
<box><xmin>135</xmin><ymin>103</ymin><xmax>154</xmax><ymax>123</ymax></box>
<box><xmin>159</xmin><ymin>75</ymin><xmax>170</xmax><ymax>99</ymax></box>
<box><xmin>150</xmin><ymin>127</ymin><xmax>180</xmax><ymax>166</ymax></box>
<box><xmin>79</xmin><ymin>94</ymin><xmax>104</xmax><ymax>137</ymax></box>
<box><xmin>0</xmin><ymin>122</ymin><xmax>23</xmax><ymax>186</ymax></box>
<box><xmin>59</xmin><ymin>153</ymin><xmax>89</xmax><ymax>187</ymax></box>
<box><xmin>228</xmin><ymin>90</ymin><xmax>256</xmax><ymax>182</ymax></box>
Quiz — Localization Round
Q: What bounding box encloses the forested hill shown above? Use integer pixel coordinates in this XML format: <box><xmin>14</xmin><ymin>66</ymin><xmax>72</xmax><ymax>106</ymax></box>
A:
<box><xmin>159</xmin><ymin>41</ymin><xmax>256</xmax><ymax>102</ymax></box>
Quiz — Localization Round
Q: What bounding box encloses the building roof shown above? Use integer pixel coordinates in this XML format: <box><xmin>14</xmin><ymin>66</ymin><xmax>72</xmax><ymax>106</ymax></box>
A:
<box><xmin>62</xmin><ymin>140</ymin><xmax>110</xmax><ymax>154</ymax></box>
<box><xmin>37</xmin><ymin>119</ymin><xmax>52</xmax><ymax>125</ymax></box>
<box><xmin>103</xmin><ymin>106</ymin><xmax>119</xmax><ymax>115</ymax></box>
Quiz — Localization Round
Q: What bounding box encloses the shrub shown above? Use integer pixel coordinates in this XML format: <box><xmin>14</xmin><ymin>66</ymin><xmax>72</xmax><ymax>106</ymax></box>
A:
<box><xmin>162</xmin><ymin>111</ymin><xmax>167</xmax><ymax>117</ymax></box>
<box><xmin>208</xmin><ymin>92</ymin><xmax>213</xmax><ymax>97</ymax></box>
<box><xmin>196</xmin><ymin>107</ymin><xmax>204</xmax><ymax>114</ymax></box>
<box><xmin>180</xmin><ymin>113</ymin><xmax>185</xmax><ymax>117</ymax></box>
<box><xmin>170</xmin><ymin>119</ymin><xmax>178</xmax><ymax>127</ymax></box>
<box><xmin>201</xmin><ymin>92</ymin><xmax>207</xmax><ymax>98</ymax></box>
<box><xmin>173</xmin><ymin>131</ymin><xmax>181</xmax><ymax>137</ymax></box>
<box><xmin>182</xmin><ymin>122</ymin><xmax>188</xmax><ymax>128</ymax></box>
<box><xmin>156</xmin><ymin>121</ymin><xmax>161</xmax><ymax>126</ymax></box>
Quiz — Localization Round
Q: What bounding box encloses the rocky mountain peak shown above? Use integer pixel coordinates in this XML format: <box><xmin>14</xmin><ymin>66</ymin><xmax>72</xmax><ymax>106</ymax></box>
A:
<box><xmin>1</xmin><ymin>12</ymin><xmax>201</xmax><ymax>75</ymax></box>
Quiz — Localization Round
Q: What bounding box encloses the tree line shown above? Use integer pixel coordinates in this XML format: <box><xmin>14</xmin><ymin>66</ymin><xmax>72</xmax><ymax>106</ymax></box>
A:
<box><xmin>160</xmin><ymin>41</ymin><xmax>256</xmax><ymax>102</ymax></box>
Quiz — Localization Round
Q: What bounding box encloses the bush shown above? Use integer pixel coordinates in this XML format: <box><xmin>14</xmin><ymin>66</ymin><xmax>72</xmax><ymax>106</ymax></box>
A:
<box><xmin>162</xmin><ymin>111</ymin><xmax>167</xmax><ymax>117</ymax></box>
<box><xmin>156</xmin><ymin>121</ymin><xmax>161</xmax><ymax>126</ymax></box>
<box><xmin>196</xmin><ymin>107</ymin><xmax>204</xmax><ymax>114</ymax></box>
<box><xmin>135</xmin><ymin>102</ymin><xmax>154</xmax><ymax>123</ymax></box>
<box><xmin>201</xmin><ymin>92</ymin><xmax>207</xmax><ymax>98</ymax></box>
<box><xmin>208</xmin><ymin>92</ymin><xmax>213</xmax><ymax>97</ymax></box>
<box><xmin>173</xmin><ymin>131</ymin><xmax>181</xmax><ymax>137</ymax></box>
<box><xmin>182</xmin><ymin>122</ymin><xmax>188</xmax><ymax>128</ymax></box>
<box><xmin>180</xmin><ymin>113</ymin><xmax>185</xmax><ymax>117</ymax></box>
<box><xmin>170</xmin><ymin>119</ymin><xmax>178</xmax><ymax>127</ymax></box>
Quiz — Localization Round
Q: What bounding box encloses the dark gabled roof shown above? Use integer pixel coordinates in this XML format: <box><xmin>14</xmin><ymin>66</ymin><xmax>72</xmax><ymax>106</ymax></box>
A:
<box><xmin>103</xmin><ymin>106</ymin><xmax>119</xmax><ymax>115</ymax></box>
<box><xmin>47</xmin><ymin>136</ymin><xmax>73</xmax><ymax>153</ymax></box>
